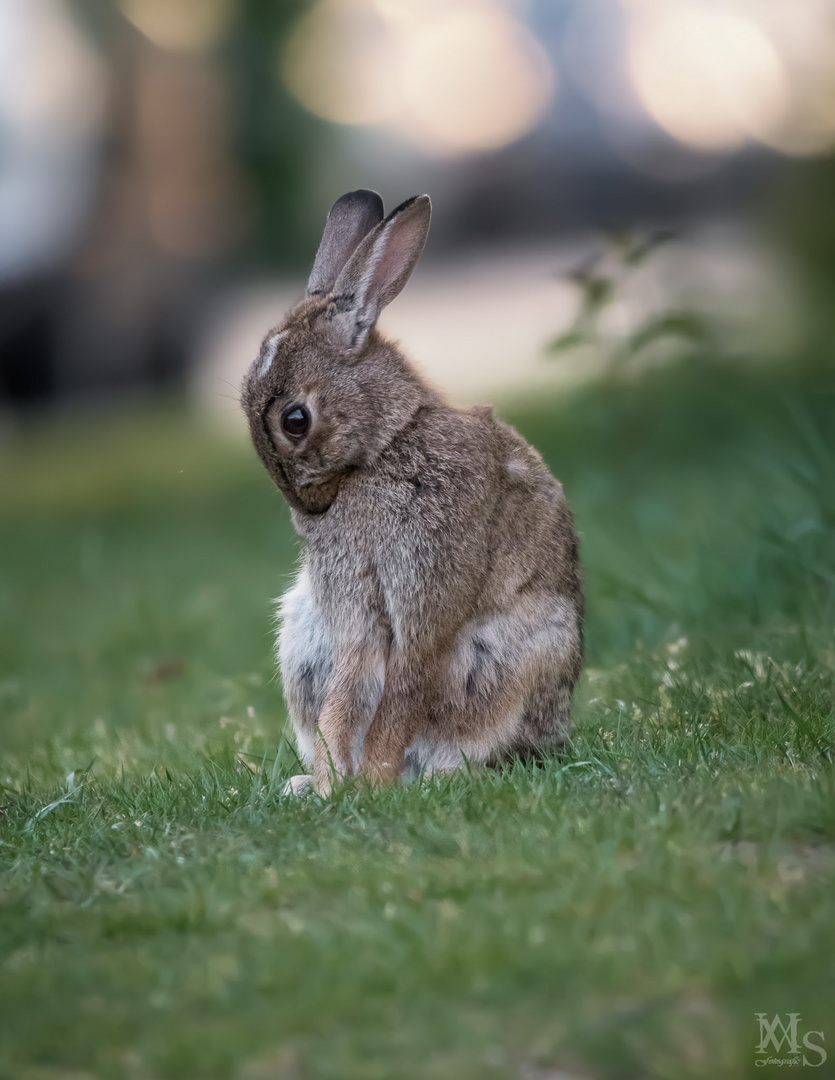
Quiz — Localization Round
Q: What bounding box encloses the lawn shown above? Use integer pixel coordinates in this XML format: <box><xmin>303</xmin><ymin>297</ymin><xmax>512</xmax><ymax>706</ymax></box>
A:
<box><xmin>1</xmin><ymin>350</ymin><xmax>834</xmax><ymax>1080</ymax></box>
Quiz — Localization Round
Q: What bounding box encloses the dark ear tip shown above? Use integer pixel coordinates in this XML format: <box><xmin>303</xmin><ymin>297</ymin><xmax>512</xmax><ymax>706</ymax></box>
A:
<box><xmin>332</xmin><ymin>189</ymin><xmax>384</xmax><ymax>216</ymax></box>
<box><xmin>388</xmin><ymin>193</ymin><xmax>432</xmax><ymax>221</ymax></box>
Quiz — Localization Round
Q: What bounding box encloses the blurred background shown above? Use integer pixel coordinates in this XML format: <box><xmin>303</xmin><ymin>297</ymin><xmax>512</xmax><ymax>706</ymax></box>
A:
<box><xmin>1</xmin><ymin>0</ymin><xmax>834</xmax><ymax>413</ymax></box>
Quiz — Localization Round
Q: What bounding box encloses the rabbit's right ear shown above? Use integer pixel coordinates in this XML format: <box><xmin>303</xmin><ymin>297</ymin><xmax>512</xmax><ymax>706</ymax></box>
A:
<box><xmin>307</xmin><ymin>189</ymin><xmax>385</xmax><ymax>297</ymax></box>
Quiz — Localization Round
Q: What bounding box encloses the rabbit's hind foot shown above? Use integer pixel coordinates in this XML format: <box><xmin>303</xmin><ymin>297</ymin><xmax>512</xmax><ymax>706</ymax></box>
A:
<box><xmin>281</xmin><ymin>774</ymin><xmax>318</xmax><ymax>798</ymax></box>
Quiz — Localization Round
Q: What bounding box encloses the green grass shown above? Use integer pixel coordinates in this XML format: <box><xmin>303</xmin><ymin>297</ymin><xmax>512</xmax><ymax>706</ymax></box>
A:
<box><xmin>1</xmin><ymin>353</ymin><xmax>834</xmax><ymax>1080</ymax></box>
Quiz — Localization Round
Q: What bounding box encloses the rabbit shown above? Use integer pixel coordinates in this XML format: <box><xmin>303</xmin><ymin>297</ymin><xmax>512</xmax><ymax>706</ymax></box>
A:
<box><xmin>241</xmin><ymin>189</ymin><xmax>583</xmax><ymax>795</ymax></box>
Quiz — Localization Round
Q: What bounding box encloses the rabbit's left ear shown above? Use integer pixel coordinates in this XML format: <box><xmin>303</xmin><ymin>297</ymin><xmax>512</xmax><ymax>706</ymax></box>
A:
<box><xmin>329</xmin><ymin>194</ymin><xmax>431</xmax><ymax>353</ymax></box>
<box><xmin>307</xmin><ymin>189</ymin><xmax>384</xmax><ymax>298</ymax></box>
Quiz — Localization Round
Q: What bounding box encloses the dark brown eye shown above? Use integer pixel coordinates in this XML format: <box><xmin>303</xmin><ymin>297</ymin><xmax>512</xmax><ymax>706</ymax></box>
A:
<box><xmin>282</xmin><ymin>404</ymin><xmax>310</xmax><ymax>439</ymax></box>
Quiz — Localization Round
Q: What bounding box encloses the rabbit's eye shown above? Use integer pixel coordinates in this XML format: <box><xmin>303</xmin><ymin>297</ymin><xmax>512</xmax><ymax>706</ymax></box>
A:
<box><xmin>282</xmin><ymin>405</ymin><xmax>310</xmax><ymax>439</ymax></box>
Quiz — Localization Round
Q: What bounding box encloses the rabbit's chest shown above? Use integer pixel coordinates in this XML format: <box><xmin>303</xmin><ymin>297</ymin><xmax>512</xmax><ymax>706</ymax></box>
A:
<box><xmin>311</xmin><ymin>497</ymin><xmax>426</xmax><ymax>583</ymax></box>
<box><xmin>307</xmin><ymin>474</ymin><xmax>481</xmax><ymax>641</ymax></box>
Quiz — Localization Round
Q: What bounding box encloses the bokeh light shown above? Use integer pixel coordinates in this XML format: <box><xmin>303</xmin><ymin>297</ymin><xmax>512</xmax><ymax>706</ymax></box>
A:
<box><xmin>398</xmin><ymin>9</ymin><xmax>553</xmax><ymax>154</ymax></box>
<box><xmin>624</xmin><ymin>0</ymin><xmax>787</xmax><ymax>152</ymax></box>
<box><xmin>739</xmin><ymin>0</ymin><xmax>835</xmax><ymax>156</ymax></box>
<box><xmin>373</xmin><ymin>0</ymin><xmax>448</xmax><ymax>27</ymax></box>
<box><xmin>281</xmin><ymin>0</ymin><xmax>554</xmax><ymax>156</ymax></box>
<box><xmin>281</xmin><ymin>0</ymin><xmax>397</xmax><ymax>127</ymax></box>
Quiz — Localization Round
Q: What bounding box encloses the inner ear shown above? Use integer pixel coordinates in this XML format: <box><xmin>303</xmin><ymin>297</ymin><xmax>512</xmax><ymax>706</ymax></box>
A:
<box><xmin>329</xmin><ymin>194</ymin><xmax>431</xmax><ymax>353</ymax></box>
<box><xmin>370</xmin><ymin>202</ymin><xmax>430</xmax><ymax>310</ymax></box>
<box><xmin>307</xmin><ymin>189</ymin><xmax>384</xmax><ymax>298</ymax></box>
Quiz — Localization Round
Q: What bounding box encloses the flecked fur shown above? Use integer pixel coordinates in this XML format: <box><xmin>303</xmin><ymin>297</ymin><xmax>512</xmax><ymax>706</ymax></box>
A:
<box><xmin>241</xmin><ymin>190</ymin><xmax>583</xmax><ymax>792</ymax></box>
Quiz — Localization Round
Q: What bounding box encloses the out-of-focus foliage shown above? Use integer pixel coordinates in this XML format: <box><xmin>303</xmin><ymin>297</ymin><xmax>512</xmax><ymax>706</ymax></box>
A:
<box><xmin>224</xmin><ymin>0</ymin><xmax>321</xmax><ymax>267</ymax></box>
<box><xmin>547</xmin><ymin>231</ymin><xmax>717</xmax><ymax>377</ymax></box>
<box><xmin>767</xmin><ymin>155</ymin><xmax>835</xmax><ymax>343</ymax></box>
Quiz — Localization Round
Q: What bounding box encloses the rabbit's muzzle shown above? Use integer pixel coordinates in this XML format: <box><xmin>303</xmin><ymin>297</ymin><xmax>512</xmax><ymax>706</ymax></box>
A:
<box><xmin>290</xmin><ymin>475</ymin><xmax>344</xmax><ymax>515</ymax></box>
<box><xmin>265</xmin><ymin>458</ymin><xmax>344</xmax><ymax>516</ymax></box>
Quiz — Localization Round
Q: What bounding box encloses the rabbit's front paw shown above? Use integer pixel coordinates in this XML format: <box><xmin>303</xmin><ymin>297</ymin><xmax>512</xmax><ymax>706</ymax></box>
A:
<box><xmin>282</xmin><ymin>774</ymin><xmax>318</xmax><ymax>798</ymax></box>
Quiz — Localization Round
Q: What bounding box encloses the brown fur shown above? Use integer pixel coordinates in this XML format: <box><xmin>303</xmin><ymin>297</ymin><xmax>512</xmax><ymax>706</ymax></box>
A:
<box><xmin>241</xmin><ymin>191</ymin><xmax>583</xmax><ymax>792</ymax></box>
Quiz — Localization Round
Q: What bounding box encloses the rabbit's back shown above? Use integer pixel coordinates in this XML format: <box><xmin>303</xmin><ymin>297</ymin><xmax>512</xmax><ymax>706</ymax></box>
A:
<box><xmin>482</xmin><ymin>413</ymin><xmax>583</xmax><ymax>617</ymax></box>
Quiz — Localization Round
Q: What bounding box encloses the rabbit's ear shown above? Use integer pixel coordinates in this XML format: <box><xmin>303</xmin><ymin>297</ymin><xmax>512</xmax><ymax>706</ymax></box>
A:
<box><xmin>329</xmin><ymin>194</ymin><xmax>431</xmax><ymax>353</ymax></box>
<box><xmin>307</xmin><ymin>189</ymin><xmax>385</xmax><ymax>297</ymax></box>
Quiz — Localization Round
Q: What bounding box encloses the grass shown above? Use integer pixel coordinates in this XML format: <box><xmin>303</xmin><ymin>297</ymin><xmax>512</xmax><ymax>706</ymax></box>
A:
<box><xmin>1</xmin><ymin>350</ymin><xmax>834</xmax><ymax>1080</ymax></box>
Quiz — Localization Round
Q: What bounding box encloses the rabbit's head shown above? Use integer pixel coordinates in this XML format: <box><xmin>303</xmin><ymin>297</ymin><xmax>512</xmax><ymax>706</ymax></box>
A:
<box><xmin>242</xmin><ymin>190</ymin><xmax>432</xmax><ymax>515</ymax></box>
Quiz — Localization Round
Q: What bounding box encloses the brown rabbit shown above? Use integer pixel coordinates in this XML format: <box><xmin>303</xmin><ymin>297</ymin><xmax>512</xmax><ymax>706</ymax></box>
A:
<box><xmin>242</xmin><ymin>190</ymin><xmax>583</xmax><ymax>795</ymax></box>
